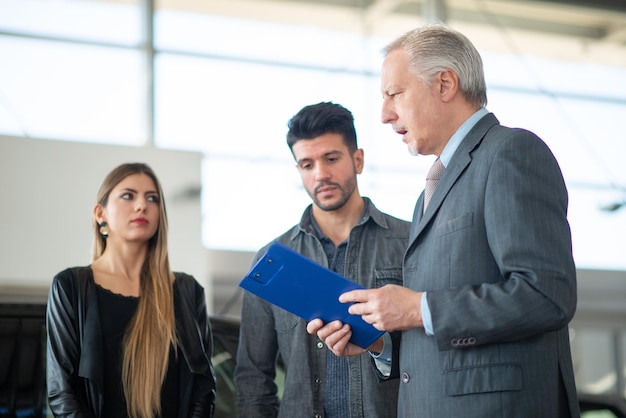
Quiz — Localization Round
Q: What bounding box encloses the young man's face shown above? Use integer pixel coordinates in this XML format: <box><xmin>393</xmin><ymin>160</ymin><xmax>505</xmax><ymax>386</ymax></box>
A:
<box><xmin>292</xmin><ymin>132</ymin><xmax>363</xmax><ymax>212</ymax></box>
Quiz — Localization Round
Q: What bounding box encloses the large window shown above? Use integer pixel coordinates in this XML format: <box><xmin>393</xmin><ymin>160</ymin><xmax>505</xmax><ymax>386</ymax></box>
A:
<box><xmin>0</xmin><ymin>0</ymin><xmax>141</xmax><ymax>43</ymax></box>
<box><xmin>572</xmin><ymin>327</ymin><xmax>626</xmax><ymax>398</ymax></box>
<box><xmin>1</xmin><ymin>0</ymin><xmax>625</xmax><ymax>269</ymax></box>
<box><xmin>0</xmin><ymin>36</ymin><xmax>146</xmax><ymax>144</ymax></box>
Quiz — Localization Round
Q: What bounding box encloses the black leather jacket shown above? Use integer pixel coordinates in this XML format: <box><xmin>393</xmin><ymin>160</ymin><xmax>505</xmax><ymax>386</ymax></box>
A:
<box><xmin>46</xmin><ymin>267</ymin><xmax>216</xmax><ymax>417</ymax></box>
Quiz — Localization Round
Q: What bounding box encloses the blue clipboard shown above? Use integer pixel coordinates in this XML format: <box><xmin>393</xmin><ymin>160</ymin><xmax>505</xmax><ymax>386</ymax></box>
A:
<box><xmin>239</xmin><ymin>241</ymin><xmax>384</xmax><ymax>349</ymax></box>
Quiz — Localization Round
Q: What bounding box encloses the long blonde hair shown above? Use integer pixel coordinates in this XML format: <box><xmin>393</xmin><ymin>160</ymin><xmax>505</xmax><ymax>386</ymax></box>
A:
<box><xmin>93</xmin><ymin>162</ymin><xmax>178</xmax><ymax>418</ymax></box>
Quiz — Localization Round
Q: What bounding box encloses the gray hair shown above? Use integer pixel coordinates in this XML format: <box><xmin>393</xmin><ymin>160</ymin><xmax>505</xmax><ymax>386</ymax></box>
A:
<box><xmin>383</xmin><ymin>23</ymin><xmax>487</xmax><ymax>107</ymax></box>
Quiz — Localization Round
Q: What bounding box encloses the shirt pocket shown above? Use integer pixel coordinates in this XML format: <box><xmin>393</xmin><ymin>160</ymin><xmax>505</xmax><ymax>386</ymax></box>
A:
<box><xmin>373</xmin><ymin>267</ymin><xmax>403</xmax><ymax>288</ymax></box>
<box><xmin>273</xmin><ymin>306</ymin><xmax>300</xmax><ymax>334</ymax></box>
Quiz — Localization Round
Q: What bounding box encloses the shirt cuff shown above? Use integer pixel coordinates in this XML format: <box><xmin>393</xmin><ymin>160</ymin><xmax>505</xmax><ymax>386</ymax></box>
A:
<box><xmin>421</xmin><ymin>292</ymin><xmax>434</xmax><ymax>336</ymax></box>
<box><xmin>369</xmin><ymin>332</ymin><xmax>392</xmax><ymax>377</ymax></box>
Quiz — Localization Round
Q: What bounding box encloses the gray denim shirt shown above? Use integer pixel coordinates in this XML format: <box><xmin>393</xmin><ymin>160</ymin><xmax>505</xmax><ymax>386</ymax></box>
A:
<box><xmin>235</xmin><ymin>198</ymin><xmax>410</xmax><ymax>418</ymax></box>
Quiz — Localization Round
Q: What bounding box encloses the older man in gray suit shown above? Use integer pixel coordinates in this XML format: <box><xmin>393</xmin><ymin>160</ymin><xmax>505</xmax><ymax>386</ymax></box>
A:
<box><xmin>308</xmin><ymin>23</ymin><xmax>579</xmax><ymax>417</ymax></box>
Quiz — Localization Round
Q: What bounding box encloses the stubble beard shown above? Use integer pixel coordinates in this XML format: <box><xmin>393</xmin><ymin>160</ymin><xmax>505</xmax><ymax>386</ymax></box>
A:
<box><xmin>312</xmin><ymin>179</ymin><xmax>356</xmax><ymax>212</ymax></box>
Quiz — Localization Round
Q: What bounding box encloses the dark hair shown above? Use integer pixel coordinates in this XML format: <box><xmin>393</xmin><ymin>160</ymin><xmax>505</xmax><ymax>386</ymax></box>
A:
<box><xmin>286</xmin><ymin>102</ymin><xmax>358</xmax><ymax>154</ymax></box>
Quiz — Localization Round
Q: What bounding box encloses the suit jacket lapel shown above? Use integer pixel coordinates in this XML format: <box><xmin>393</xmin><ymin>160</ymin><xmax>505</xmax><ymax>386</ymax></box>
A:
<box><xmin>407</xmin><ymin>113</ymin><xmax>499</xmax><ymax>249</ymax></box>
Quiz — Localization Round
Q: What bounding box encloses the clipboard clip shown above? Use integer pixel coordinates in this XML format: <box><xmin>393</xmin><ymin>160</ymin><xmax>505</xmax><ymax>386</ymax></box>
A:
<box><xmin>249</xmin><ymin>257</ymin><xmax>279</xmax><ymax>285</ymax></box>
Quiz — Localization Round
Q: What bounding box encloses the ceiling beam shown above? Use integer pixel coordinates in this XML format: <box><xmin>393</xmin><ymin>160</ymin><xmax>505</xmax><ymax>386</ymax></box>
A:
<box><xmin>362</xmin><ymin>0</ymin><xmax>406</xmax><ymax>33</ymax></box>
<box><xmin>422</xmin><ymin>0</ymin><xmax>447</xmax><ymax>23</ymax></box>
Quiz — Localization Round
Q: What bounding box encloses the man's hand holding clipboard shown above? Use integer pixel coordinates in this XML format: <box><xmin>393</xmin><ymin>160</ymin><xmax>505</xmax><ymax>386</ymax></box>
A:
<box><xmin>239</xmin><ymin>241</ymin><xmax>385</xmax><ymax>349</ymax></box>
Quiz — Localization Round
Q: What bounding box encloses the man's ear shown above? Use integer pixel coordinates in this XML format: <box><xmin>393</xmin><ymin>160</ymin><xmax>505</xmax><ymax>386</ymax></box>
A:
<box><xmin>353</xmin><ymin>148</ymin><xmax>365</xmax><ymax>174</ymax></box>
<box><xmin>438</xmin><ymin>69</ymin><xmax>459</xmax><ymax>102</ymax></box>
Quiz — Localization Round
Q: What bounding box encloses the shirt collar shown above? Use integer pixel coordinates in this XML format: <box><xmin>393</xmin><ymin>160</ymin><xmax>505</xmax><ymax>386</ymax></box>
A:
<box><xmin>294</xmin><ymin>197</ymin><xmax>391</xmax><ymax>239</ymax></box>
<box><xmin>308</xmin><ymin>198</ymin><xmax>371</xmax><ymax>241</ymax></box>
<box><xmin>439</xmin><ymin>107</ymin><xmax>489</xmax><ymax>168</ymax></box>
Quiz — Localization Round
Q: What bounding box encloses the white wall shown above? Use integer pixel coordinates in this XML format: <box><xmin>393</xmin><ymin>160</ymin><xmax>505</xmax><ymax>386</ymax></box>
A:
<box><xmin>0</xmin><ymin>135</ymin><xmax>211</xmax><ymax>310</ymax></box>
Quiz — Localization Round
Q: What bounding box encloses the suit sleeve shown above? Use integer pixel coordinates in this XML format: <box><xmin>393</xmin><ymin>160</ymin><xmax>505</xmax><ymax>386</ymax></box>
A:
<box><xmin>428</xmin><ymin>129</ymin><xmax>577</xmax><ymax>350</ymax></box>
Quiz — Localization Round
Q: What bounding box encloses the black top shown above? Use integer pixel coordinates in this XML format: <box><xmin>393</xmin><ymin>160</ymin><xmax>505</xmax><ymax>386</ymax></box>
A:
<box><xmin>96</xmin><ymin>284</ymin><xmax>180</xmax><ymax>418</ymax></box>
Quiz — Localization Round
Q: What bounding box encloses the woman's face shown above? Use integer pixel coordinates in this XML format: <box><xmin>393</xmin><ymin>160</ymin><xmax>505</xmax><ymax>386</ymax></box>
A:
<box><xmin>98</xmin><ymin>173</ymin><xmax>161</xmax><ymax>245</ymax></box>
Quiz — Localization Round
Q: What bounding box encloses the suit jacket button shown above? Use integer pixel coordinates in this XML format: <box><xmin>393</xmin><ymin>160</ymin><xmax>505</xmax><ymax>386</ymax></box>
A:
<box><xmin>468</xmin><ymin>337</ymin><xmax>476</xmax><ymax>345</ymax></box>
<box><xmin>451</xmin><ymin>338</ymin><xmax>458</xmax><ymax>347</ymax></box>
<box><xmin>402</xmin><ymin>372</ymin><xmax>410</xmax><ymax>383</ymax></box>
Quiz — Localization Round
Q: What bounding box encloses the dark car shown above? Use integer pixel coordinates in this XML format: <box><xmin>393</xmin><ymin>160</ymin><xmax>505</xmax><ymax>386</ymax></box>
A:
<box><xmin>210</xmin><ymin>314</ymin><xmax>240</xmax><ymax>417</ymax></box>
<box><xmin>579</xmin><ymin>393</ymin><xmax>626</xmax><ymax>418</ymax></box>
<box><xmin>210</xmin><ymin>314</ymin><xmax>285</xmax><ymax>418</ymax></box>
<box><xmin>0</xmin><ymin>304</ymin><xmax>624</xmax><ymax>417</ymax></box>
<box><xmin>0</xmin><ymin>303</ymin><xmax>47</xmax><ymax>417</ymax></box>
<box><xmin>210</xmin><ymin>314</ymin><xmax>626</xmax><ymax>418</ymax></box>
<box><xmin>0</xmin><ymin>304</ymin><xmax>278</xmax><ymax>418</ymax></box>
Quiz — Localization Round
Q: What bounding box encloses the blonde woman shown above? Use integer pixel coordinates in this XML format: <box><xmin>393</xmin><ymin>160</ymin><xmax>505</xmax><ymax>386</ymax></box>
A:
<box><xmin>46</xmin><ymin>162</ymin><xmax>215</xmax><ymax>417</ymax></box>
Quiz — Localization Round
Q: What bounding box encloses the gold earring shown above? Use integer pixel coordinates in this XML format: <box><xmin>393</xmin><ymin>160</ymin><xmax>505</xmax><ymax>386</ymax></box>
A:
<box><xmin>99</xmin><ymin>221</ymin><xmax>108</xmax><ymax>237</ymax></box>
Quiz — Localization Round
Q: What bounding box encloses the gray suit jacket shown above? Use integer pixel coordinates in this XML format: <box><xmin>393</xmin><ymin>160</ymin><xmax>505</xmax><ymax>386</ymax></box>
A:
<box><xmin>398</xmin><ymin>113</ymin><xmax>579</xmax><ymax>417</ymax></box>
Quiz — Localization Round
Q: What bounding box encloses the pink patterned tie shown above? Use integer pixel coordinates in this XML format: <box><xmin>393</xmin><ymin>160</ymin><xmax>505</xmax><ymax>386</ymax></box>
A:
<box><xmin>424</xmin><ymin>158</ymin><xmax>445</xmax><ymax>213</ymax></box>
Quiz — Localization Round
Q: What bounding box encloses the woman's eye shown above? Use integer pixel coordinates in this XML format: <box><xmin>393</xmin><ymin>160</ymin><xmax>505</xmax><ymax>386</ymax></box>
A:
<box><xmin>121</xmin><ymin>192</ymin><xmax>133</xmax><ymax>200</ymax></box>
<box><xmin>147</xmin><ymin>195</ymin><xmax>160</xmax><ymax>203</ymax></box>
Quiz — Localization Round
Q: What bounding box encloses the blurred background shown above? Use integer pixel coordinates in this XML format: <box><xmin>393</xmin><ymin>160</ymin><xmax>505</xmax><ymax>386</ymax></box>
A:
<box><xmin>1</xmin><ymin>0</ymin><xmax>625</xmax><ymax>402</ymax></box>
